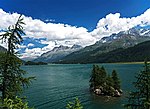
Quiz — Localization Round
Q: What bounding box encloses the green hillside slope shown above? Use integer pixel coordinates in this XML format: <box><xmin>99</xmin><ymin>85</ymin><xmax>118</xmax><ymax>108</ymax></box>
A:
<box><xmin>58</xmin><ymin>40</ymin><xmax>150</xmax><ymax>63</ymax></box>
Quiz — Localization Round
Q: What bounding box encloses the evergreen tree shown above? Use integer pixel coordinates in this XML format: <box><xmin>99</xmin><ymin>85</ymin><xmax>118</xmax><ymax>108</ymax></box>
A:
<box><xmin>104</xmin><ymin>74</ymin><xmax>114</xmax><ymax>96</ymax></box>
<box><xmin>125</xmin><ymin>61</ymin><xmax>150</xmax><ymax>109</ymax></box>
<box><xmin>90</xmin><ymin>65</ymin><xmax>107</xmax><ymax>89</ymax></box>
<box><xmin>0</xmin><ymin>15</ymin><xmax>35</xmax><ymax>100</ymax></box>
<box><xmin>90</xmin><ymin>65</ymin><xmax>99</xmax><ymax>88</ymax></box>
<box><xmin>100</xmin><ymin>66</ymin><xmax>107</xmax><ymax>84</ymax></box>
<box><xmin>90</xmin><ymin>65</ymin><xmax>122</xmax><ymax>96</ymax></box>
<box><xmin>66</xmin><ymin>98</ymin><xmax>83</xmax><ymax>109</ymax></box>
<box><xmin>1</xmin><ymin>96</ymin><xmax>33</xmax><ymax>109</ymax></box>
<box><xmin>106</xmin><ymin>74</ymin><xmax>114</xmax><ymax>87</ymax></box>
<box><xmin>112</xmin><ymin>70</ymin><xmax>121</xmax><ymax>90</ymax></box>
<box><xmin>101</xmin><ymin>66</ymin><xmax>107</xmax><ymax>78</ymax></box>
<box><xmin>95</xmin><ymin>66</ymin><xmax>103</xmax><ymax>87</ymax></box>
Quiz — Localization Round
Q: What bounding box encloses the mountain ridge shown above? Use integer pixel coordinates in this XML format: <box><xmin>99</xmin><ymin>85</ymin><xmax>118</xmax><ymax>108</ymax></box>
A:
<box><xmin>57</xmin><ymin>40</ymin><xmax>150</xmax><ymax>63</ymax></box>
<box><xmin>34</xmin><ymin>44</ymin><xmax>82</xmax><ymax>63</ymax></box>
<box><xmin>56</xmin><ymin>27</ymin><xmax>150</xmax><ymax>63</ymax></box>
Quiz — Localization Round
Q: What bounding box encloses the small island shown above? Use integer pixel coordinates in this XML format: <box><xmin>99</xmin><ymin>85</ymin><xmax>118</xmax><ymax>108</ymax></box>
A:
<box><xmin>89</xmin><ymin>65</ymin><xmax>123</xmax><ymax>97</ymax></box>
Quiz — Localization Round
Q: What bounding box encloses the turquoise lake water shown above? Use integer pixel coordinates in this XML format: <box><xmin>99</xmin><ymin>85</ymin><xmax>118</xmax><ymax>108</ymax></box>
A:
<box><xmin>22</xmin><ymin>63</ymin><xmax>143</xmax><ymax>109</ymax></box>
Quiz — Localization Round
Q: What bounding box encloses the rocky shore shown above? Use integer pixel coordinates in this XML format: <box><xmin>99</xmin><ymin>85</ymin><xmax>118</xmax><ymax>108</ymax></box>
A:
<box><xmin>93</xmin><ymin>86</ymin><xmax>123</xmax><ymax>97</ymax></box>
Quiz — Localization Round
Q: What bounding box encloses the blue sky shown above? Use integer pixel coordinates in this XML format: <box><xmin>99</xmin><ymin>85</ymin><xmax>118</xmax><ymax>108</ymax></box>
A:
<box><xmin>0</xmin><ymin>0</ymin><xmax>150</xmax><ymax>59</ymax></box>
<box><xmin>1</xmin><ymin>0</ymin><xmax>150</xmax><ymax>31</ymax></box>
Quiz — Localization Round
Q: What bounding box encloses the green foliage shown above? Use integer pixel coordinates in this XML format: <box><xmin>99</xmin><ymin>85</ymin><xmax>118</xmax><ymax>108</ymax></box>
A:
<box><xmin>100</xmin><ymin>66</ymin><xmax>107</xmax><ymax>81</ymax></box>
<box><xmin>112</xmin><ymin>70</ymin><xmax>121</xmax><ymax>90</ymax></box>
<box><xmin>1</xmin><ymin>96</ymin><xmax>33</xmax><ymax>109</ymax></box>
<box><xmin>90</xmin><ymin>65</ymin><xmax>121</xmax><ymax>96</ymax></box>
<box><xmin>125</xmin><ymin>61</ymin><xmax>150</xmax><ymax>109</ymax></box>
<box><xmin>66</xmin><ymin>98</ymin><xmax>83</xmax><ymax>109</ymax></box>
<box><xmin>0</xmin><ymin>52</ymin><xmax>35</xmax><ymax>98</ymax></box>
<box><xmin>0</xmin><ymin>15</ymin><xmax>25</xmax><ymax>54</ymax></box>
<box><xmin>106</xmin><ymin>74</ymin><xmax>114</xmax><ymax>87</ymax></box>
<box><xmin>90</xmin><ymin>65</ymin><xmax>107</xmax><ymax>88</ymax></box>
<box><xmin>104</xmin><ymin>74</ymin><xmax>115</xmax><ymax>96</ymax></box>
<box><xmin>0</xmin><ymin>15</ymin><xmax>35</xmax><ymax>99</ymax></box>
<box><xmin>0</xmin><ymin>15</ymin><xmax>35</xmax><ymax>109</ymax></box>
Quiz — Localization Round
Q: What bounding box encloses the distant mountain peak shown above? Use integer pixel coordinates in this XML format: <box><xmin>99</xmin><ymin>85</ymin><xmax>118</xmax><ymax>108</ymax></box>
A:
<box><xmin>33</xmin><ymin>26</ymin><xmax>150</xmax><ymax>63</ymax></box>
<box><xmin>127</xmin><ymin>26</ymin><xmax>150</xmax><ymax>36</ymax></box>
<box><xmin>56</xmin><ymin>27</ymin><xmax>150</xmax><ymax>64</ymax></box>
<box><xmin>34</xmin><ymin>44</ymin><xmax>82</xmax><ymax>63</ymax></box>
<box><xmin>71</xmin><ymin>44</ymin><xmax>82</xmax><ymax>49</ymax></box>
<box><xmin>51</xmin><ymin>45</ymin><xmax>70</xmax><ymax>52</ymax></box>
<box><xmin>99</xmin><ymin>26</ymin><xmax>150</xmax><ymax>44</ymax></box>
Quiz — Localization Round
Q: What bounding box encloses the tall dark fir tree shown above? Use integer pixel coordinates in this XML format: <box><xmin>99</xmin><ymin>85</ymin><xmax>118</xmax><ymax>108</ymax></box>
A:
<box><xmin>0</xmin><ymin>15</ymin><xmax>35</xmax><ymax>101</ymax></box>
<box><xmin>112</xmin><ymin>70</ymin><xmax>121</xmax><ymax>91</ymax></box>
<box><xmin>125</xmin><ymin>60</ymin><xmax>150</xmax><ymax>109</ymax></box>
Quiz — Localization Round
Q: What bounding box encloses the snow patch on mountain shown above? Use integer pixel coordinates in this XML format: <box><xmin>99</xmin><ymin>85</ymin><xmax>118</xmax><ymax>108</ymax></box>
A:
<box><xmin>34</xmin><ymin>44</ymin><xmax>82</xmax><ymax>62</ymax></box>
<box><xmin>99</xmin><ymin>27</ymin><xmax>150</xmax><ymax>43</ymax></box>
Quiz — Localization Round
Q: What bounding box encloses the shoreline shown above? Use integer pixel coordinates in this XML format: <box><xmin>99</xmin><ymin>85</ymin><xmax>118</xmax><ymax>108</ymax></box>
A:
<box><xmin>52</xmin><ymin>61</ymin><xmax>149</xmax><ymax>65</ymax></box>
<box><xmin>110</xmin><ymin>61</ymin><xmax>150</xmax><ymax>65</ymax></box>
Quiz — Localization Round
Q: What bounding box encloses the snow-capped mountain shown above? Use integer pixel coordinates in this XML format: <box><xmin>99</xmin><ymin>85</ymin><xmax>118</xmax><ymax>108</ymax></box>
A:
<box><xmin>34</xmin><ymin>44</ymin><xmax>82</xmax><ymax>63</ymax></box>
<box><xmin>57</xmin><ymin>27</ymin><xmax>150</xmax><ymax>64</ymax></box>
<box><xmin>34</xmin><ymin>26</ymin><xmax>150</xmax><ymax>63</ymax></box>
<box><xmin>100</xmin><ymin>27</ymin><xmax>150</xmax><ymax>44</ymax></box>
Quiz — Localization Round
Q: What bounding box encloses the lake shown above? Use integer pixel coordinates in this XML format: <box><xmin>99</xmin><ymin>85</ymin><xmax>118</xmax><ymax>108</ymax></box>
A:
<box><xmin>22</xmin><ymin>63</ymin><xmax>143</xmax><ymax>109</ymax></box>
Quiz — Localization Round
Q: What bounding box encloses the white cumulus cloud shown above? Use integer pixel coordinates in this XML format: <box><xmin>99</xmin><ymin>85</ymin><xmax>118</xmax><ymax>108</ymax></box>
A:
<box><xmin>0</xmin><ymin>8</ymin><xmax>150</xmax><ymax>59</ymax></box>
<box><xmin>27</xmin><ymin>43</ymin><xmax>34</xmax><ymax>47</ymax></box>
<box><xmin>91</xmin><ymin>9</ymin><xmax>150</xmax><ymax>39</ymax></box>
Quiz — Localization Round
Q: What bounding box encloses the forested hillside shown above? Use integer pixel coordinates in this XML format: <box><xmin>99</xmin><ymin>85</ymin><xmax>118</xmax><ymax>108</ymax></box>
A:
<box><xmin>58</xmin><ymin>40</ymin><xmax>150</xmax><ymax>63</ymax></box>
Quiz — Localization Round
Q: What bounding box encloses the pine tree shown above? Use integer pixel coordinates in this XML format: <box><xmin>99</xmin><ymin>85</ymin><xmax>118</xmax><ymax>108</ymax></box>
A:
<box><xmin>100</xmin><ymin>66</ymin><xmax>107</xmax><ymax>84</ymax></box>
<box><xmin>66</xmin><ymin>98</ymin><xmax>83</xmax><ymax>109</ymax></box>
<box><xmin>125</xmin><ymin>61</ymin><xmax>150</xmax><ymax>109</ymax></box>
<box><xmin>1</xmin><ymin>96</ymin><xmax>33</xmax><ymax>109</ymax></box>
<box><xmin>90</xmin><ymin>65</ymin><xmax>107</xmax><ymax>89</ymax></box>
<box><xmin>0</xmin><ymin>15</ymin><xmax>35</xmax><ymax>100</ymax></box>
<box><xmin>105</xmin><ymin>74</ymin><xmax>114</xmax><ymax>96</ymax></box>
<box><xmin>90</xmin><ymin>65</ymin><xmax>99</xmax><ymax>89</ymax></box>
<box><xmin>90</xmin><ymin>65</ymin><xmax>122</xmax><ymax>96</ymax></box>
<box><xmin>100</xmin><ymin>66</ymin><xmax>107</xmax><ymax>78</ymax></box>
<box><xmin>112</xmin><ymin>70</ymin><xmax>121</xmax><ymax>90</ymax></box>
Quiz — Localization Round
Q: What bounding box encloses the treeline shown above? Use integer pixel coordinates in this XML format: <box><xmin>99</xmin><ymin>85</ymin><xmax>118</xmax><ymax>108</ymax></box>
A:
<box><xmin>24</xmin><ymin>61</ymin><xmax>48</xmax><ymax>65</ymax></box>
<box><xmin>92</xmin><ymin>40</ymin><xmax>150</xmax><ymax>63</ymax></box>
